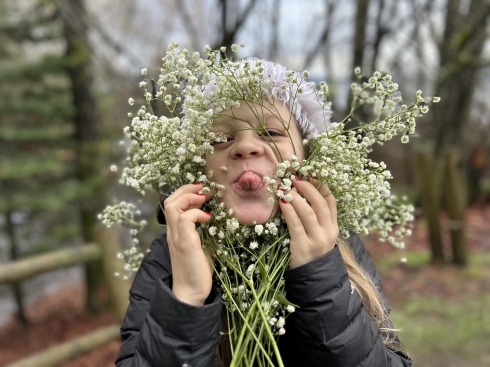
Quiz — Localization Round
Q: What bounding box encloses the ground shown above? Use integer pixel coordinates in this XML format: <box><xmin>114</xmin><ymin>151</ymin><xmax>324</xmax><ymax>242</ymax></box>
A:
<box><xmin>0</xmin><ymin>205</ymin><xmax>489</xmax><ymax>366</ymax></box>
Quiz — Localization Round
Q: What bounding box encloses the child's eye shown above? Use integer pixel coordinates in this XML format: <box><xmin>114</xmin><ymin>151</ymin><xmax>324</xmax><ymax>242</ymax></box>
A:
<box><xmin>260</xmin><ymin>129</ymin><xmax>282</xmax><ymax>138</ymax></box>
<box><xmin>212</xmin><ymin>135</ymin><xmax>233</xmax><ymax>146</ymax></box>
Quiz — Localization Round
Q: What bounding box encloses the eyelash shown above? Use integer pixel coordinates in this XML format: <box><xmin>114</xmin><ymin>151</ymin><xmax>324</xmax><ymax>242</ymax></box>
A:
<box><xmin>263</xmin><ymin>130</ymin><xmax>279</xmax><ymax>136</ymax></box>
<box><xmin>212</xmin><ymin>130</ymin><xmax>283</xmax><ymax>145</ymax></box>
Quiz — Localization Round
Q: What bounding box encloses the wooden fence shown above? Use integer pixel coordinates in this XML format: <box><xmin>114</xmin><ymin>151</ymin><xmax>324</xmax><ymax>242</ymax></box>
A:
<box><xmin>0</xmin><ymin>228</ymin><xmax>129</xmax><ymax>367</ymax></box>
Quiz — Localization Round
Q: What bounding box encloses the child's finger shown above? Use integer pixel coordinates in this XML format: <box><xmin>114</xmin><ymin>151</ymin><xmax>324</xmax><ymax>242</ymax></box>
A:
<box><xmin>178</xmin><ymin>208</ymin><xmax>213</xmax><ymax>227</ymax></box>
<box><xmin>279</xmin><ymin>195</ymin><xmax>307</xmax><ymax>240</ymax></box>
<box><xmin>323</xmin><ymin>187</ymin><xmax>338</xmax><ymax>227</ymax></box>
<box><xmin>291</xmin><ymin>177</ymin><xmax>333</xmax><ymax>229</ymax></box>
<box><xmin>164</xmin><ymin>182</ymin><xmax>207</xmax><ymax>206</ymax></box>
<box><xmin>166</xmin><ymin>192</ymin><xmax>208</xmax><ymax>212</ymax></box>
<box><xmin>314</xmin><ymin>180</ymin><xmax>338</xmax><ymax>227</ymax></box>
<box><xmin>284</xmin><ymin>189</ymin><xmax>329</xmax><ymax>239</ymax></box>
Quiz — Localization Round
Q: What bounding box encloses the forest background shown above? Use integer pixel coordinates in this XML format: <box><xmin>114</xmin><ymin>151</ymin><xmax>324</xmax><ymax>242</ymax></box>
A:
<box><xmin>0</xmin><ymin>0</ymin><xmax>489</xmax><ymax>366</ymax></box>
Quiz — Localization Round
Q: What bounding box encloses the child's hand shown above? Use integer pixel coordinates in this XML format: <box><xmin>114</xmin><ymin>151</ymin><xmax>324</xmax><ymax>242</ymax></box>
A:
<box><xmin>164</xmin><ymin>183</ymin><xmax>213</xmax><ymax>306</ymax></box>
<box><xmin>279</xmin><ymin>175</ymin><xmax>339</xmax><ymax>269</ymax></box>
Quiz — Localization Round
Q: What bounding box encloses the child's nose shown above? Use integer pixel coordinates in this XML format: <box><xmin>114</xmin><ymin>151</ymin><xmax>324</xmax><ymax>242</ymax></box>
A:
<box><xmin>230</xmin><ymin>135</ymin><xmax>265</xmax><ymax>159</ymax></box>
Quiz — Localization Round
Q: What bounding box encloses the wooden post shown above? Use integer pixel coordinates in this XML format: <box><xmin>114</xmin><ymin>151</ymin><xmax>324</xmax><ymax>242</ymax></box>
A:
<box><xmin>416</xmin><ymin>151</ymin><xmax>445</xmax><ymax>262</ymax></box>
<box><xmin>444</xmin><ymin>150</ymin><xmax>467</xmax><ymax>266</ymax></box>
<box><xmin>5</xmin><ymin>324</ymin><xmax>120</xmax><ymax>367</ymax></box>
<box><xmin>95</xmin><ymin>226</ymin><xmax>131</xmax><ymax>322</ymax></box>
<box><xmin>0</xmin><ymin>245</ymin><xmax>101</xmax><ymax>284</ymax></box>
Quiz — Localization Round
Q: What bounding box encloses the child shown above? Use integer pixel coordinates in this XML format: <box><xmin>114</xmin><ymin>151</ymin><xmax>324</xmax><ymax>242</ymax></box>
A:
<box><xmin>115</xmin><ymin>58</ymin><xmax>412</xmax><ymax>367</ymax></box>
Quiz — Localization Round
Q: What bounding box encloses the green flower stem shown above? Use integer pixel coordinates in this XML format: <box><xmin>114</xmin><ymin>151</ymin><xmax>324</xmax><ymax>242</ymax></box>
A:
<box><xmin>246</xmin><ymin>280</ymin><xmax>285</xmax><ymax>367</ymax></box>
<box><xmin>229</xmin><ymin>284</ymin><xmax>273</xmax><ymax>365</ymax></box>
<box><xmin>211</xmin><ymin>259</ymin><xmax>276</xmax><ymax>366</ymax></box>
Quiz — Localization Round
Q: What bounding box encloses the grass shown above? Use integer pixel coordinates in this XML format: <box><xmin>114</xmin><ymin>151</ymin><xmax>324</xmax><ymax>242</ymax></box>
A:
<box><xmin>392</xmin><ymin>295</ymin><xmax>490</xmax><ymax>361</ymax></box>
<box><xmin>377</xmin><ymin>251</ymin><xmax>490</xmax><ymax>366</ymax></box>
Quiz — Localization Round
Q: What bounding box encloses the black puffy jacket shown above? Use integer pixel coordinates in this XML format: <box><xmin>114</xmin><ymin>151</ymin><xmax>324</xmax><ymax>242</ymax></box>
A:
<box><xmin>115</xmin><ymin>228</ymin><xmax>412</xmax><ymax>367</ymax></box>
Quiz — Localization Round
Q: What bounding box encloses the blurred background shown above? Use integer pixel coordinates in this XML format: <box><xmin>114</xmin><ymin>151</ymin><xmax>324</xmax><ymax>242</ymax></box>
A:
<box><xmin>0</xmin><ymin>0</ymin><xmax>489</xmax><ymax>366</ymax></box>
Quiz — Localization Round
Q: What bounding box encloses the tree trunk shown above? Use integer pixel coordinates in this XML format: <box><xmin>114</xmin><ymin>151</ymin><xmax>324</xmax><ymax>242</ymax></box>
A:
<box><xmin>432</xmin><ymin>0</ymin><xmax>490</xmax><ymax>155</ymax></box>
<box><xmin>61</xmin><ymin>0</ymin><xmax>106</xmax><ymax>312</ymax></box>
<box><xmin>346</xmin><ymin>0</ymin><xmax>371</xmax><ymax>122</ymax></box>
<box><xmin>467</xmin><ymin>146</ymin><xmax>486</xmax><ymax>204</ymax></box>
<box><xmin>5</xmin><ymin>210</ymin><xmax>28</xmax><ymax>325</ymax></box>
<box><xmin>416</xmin><ymin>152</ymin><xmax>445</xmax><ymax>263</ymax></box>
<box><xmin>444</xmin><ymin>150</ymin><xmax>467</xmax><ymax>266</ymax></box>
<box><xmin>214</xmin><ymin>0</ymin><xmax>257</xmax><ymax>51</ymax></box>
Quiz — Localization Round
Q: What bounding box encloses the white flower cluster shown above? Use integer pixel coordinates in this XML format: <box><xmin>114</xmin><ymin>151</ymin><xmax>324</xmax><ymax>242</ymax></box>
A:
<box><xmin>98</xmin><ymin>203</ymin><xmax>147</xmax><ymax>275</ymax></box>
<box><xmin>98</xmin><ymin>202</ymin><xmax>146</xmax><ymax>229</ymax></box>
<box><xmin>101</xmin><ymin>43</ymin><xmax>438</xmax><ymax>366</ymax></box>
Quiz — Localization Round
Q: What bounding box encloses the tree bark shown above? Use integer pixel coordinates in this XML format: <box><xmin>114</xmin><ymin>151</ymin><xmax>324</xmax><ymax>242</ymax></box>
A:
<box><xmin>416</xmin><ymin>152</ymin><xmax>445</xmax><ymax>263</ymax></box>
<box><xmin>61</xmin><ymin>0</ymin><xmax>106</xmax><ymax>312</ymax></box>
<box><xmin>432</xmin><ymin>0</ymin><xmax>490</xmax><ymax>155</ymax></box>
<box><xmin>444</xmin><ymin>150</ymin><xmax>467</xmax><ymax>266</ymax></box>
<box><xmin>214</xmin><ymin>0</ymin><xmax>257</xmax><ymax>51</ymax></box>
<box><xmin>352</xmin><ymin>0</ymin><xmax>371</xmax><ymax>73</ymax></box>
<box><xmin>5</xmin><ymin>210</ymin><xmax>27</xmax><ymax>325</ymax></box>
<box><xmin>346</xmin><ymin>0</ymin><xmax>371</xmax><ymax>122</ymax></box>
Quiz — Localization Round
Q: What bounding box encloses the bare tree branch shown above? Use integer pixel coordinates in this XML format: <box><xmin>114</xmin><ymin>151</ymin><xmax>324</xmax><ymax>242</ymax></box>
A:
<box><xmin>61</xmin><ymin>1</ymin><xmax>142</xmax><ymax>66</ymax></box>
<box><xmin>214</xmin><ymin>0</ymin><xmax>258</xmax><ymax>49</ymax></box>
<box><xmin>352</xmin><ymin>0</ymin><xmax>371</xmax><ymax>73</ymax></box>
<box><xmin>174</xmin><ymin>0</ymin><xmax>200</xmax><ymax>52</ymax></box>
<box><xmin>269</xmin><ymin>0</ymin><xmax>281</xmax><ymax>60</ymax></box>
<box><xmin>369</xmin><ymin>0</ymin><xmax>388</xmax><ymax>73</ymax></box>
<box><xmin>303</xmin><ymin>0</ymin><xmax>337</xmax><ymax>70</ymax></box>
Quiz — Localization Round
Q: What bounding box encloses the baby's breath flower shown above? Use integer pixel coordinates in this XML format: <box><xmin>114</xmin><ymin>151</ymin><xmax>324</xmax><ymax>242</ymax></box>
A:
<box><xmin>104</xmin><ymin>44</ymin><xmax>427</xmax><ymax>365</ymax></box>
<box><xmin>276</xmin><ymin>317</ymin><xmax>285</xmax><ymax>328</ymax></box>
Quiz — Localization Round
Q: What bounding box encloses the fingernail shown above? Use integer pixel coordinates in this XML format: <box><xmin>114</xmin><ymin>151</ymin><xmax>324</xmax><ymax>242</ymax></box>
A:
<box><xmin>193</xmin><ymin>182</ymin><xmax>202</xmax><ymax>185</ymax></box>
<box><xmin>280</xmin><ymin>198</ymin><xmax>288</xmax><ymax>204</ymax></box>
<box><xmin>293</xmin><ymin>175</ymin><xmax>302</xmax><ymax>181</ymax></box>
<box><xmin>197</xmin><ymin>193</ymin><xmax>207</xmax><ymax>197</ymax></box>
<box><xmin>204</xmin><ymin>212</ymin><xmax>212</xmax><ymax>216</ymax></box>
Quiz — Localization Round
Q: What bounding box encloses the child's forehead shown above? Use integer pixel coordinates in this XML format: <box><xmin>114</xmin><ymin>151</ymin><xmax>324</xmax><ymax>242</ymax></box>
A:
<box><xmin>212</xmin><ymin>103</ymin><xmax>295</xmax><ymax>128</ymax></box>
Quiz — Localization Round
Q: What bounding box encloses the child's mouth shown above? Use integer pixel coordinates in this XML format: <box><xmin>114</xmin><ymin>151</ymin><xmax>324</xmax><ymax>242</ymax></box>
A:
<box><xmin>234</xmin><ymin>171</ymin><xmax>264</xmax><ymax>192</ymax></box>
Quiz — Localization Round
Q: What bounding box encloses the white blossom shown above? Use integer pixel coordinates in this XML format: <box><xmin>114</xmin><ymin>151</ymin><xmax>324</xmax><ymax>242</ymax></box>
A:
<box><xmin>286</xmin><ymin>305</ymin><xmax>295</xmax><ymax>313</ymax></box>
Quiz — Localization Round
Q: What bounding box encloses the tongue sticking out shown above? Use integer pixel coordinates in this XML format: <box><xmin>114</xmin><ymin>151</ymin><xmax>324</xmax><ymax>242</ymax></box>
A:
<box><xmin>237</xmin><ymin>172</ymin><xmax>263</xmax><ymax>190</ymax></box>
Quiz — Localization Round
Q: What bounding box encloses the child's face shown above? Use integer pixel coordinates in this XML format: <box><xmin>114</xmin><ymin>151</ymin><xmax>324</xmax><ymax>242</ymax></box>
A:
<box><xmin>205</xmin><ymin>100</ymin><xmax>304</xmax><ymax>225</ymax></box>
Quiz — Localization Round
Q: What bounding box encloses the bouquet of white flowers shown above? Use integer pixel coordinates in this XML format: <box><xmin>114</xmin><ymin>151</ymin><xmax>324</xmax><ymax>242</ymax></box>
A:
<box><xmin>99</xmin><ymin>42</ymin><xmax>438</xmax><ymax>366</ymax></box>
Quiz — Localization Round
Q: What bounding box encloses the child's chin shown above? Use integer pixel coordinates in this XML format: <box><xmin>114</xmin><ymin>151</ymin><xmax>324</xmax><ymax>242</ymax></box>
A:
<box><xmin>234</xmin><ymin>205</ymin><xmax>278</xmax><ymax>226</ymax></box>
